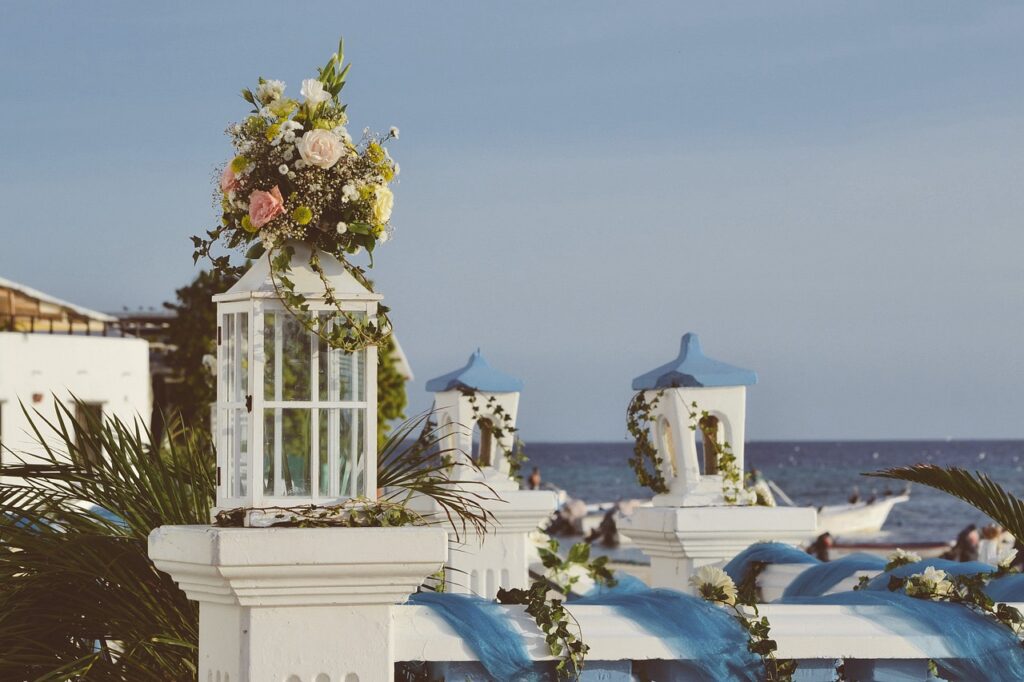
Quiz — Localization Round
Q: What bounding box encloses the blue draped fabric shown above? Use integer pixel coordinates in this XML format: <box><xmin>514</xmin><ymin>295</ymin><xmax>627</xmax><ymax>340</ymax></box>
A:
<box><xmin>986</xmin><ymin>574</ymin><xmax>1024</xmax><ymax>602</ymax></box>
<box><xmin>782</xmin><ymin>589</ymin><xmax>1024</xmax><ymax>682</ymax></box>
<box><xmin>722</xmin><ymin>541</ymin><xmax>818</xmax><ymax>584</ymax></box>
<box><xmin>572</xmin><ymin>579</ymin><xmax>764</xmax><ymax>681</ymax></box>
<box><xmin>407</xmin><ymin>591</ymin><xmax>536</xmax><ymax>681</ymax></box>
<box><xmin>862</xmin><ymin>558</ymin><xmax>995</xmax><ymax>591</ymax></box>
<box><xmin>782</xmin><ymin>553</ymin><xmax>886</xmax><ymax>598</ymax></box>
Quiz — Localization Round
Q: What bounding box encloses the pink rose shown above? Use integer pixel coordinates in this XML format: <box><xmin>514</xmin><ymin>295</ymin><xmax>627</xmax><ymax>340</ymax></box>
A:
<box><xmin>249</xmin><ymin>186</ymin><xmax>285</xmax><ymax>228</ymax></box>
<box><xmin>220</xmin><ymin>165</ymin><xmax>239</xmax><ymax>193</ymax></box>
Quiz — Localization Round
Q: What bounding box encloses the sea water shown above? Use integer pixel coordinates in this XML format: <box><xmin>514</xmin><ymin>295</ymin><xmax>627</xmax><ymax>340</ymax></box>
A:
<box><xmin>525</xmin><ymin>440</ymin><xmax>1024</xmax><ymax>544</ymax></box>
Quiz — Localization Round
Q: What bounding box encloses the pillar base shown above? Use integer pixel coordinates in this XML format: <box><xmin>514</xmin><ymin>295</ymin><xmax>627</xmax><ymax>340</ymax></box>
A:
<box><xmin>620</xmin><ymin>505</ymin><xmax>817</xmax><ymax>592</ymax></box>
<box><xmin>149</xmin><ymin>524</ymin><xmax>447</xmax><ymax>682</ymax></box>
<box><xmin>409</xmin><ymin>489</ymin><xmax>558</xmax><ymax>599</ymax></box>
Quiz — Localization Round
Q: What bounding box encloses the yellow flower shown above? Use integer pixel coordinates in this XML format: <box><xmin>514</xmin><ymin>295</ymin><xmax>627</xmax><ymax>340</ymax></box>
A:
<box><xmin>230</xmin><ymin>156</ymin><xmax>249</xmax><ymax>173</ymax></box>
<box><xmin>291</xmin><ymin>206</ymin><xmax>313</xmax><ymax>225</ymax></box>
<box><xmin>265</xmin><ymin>123</ymin><xmax>281</xmax><ymax>142</ymax></box>
<box><xmin>268</xmin><ymin>98</ymin><xmax>298</xmax><ymax>118</ymax></box>
<box><xmin>241</xmin><ymin>215</ymin><xmax>258</xmax><ymax>233</ymax></box>
<box><xmin>371</xmin><ymin>185</ymin><xmax>394</xmax><ymax>224</ymax></box>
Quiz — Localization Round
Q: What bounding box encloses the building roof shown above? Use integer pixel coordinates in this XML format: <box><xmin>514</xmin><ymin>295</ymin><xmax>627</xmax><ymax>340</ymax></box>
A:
<box><xmin>425</xmin><ymin>349</ymin><xmax>523</xmax><ymax>393</ymax></box>
<box><xmin>631</xmin><ymin>333</ymin><xmax>757</xmax><ymax>390</ymax></box>
<box><xmin>0</xmin><ymin>275</ymin><xmax>116</xmax><ymax>322</ymax></box>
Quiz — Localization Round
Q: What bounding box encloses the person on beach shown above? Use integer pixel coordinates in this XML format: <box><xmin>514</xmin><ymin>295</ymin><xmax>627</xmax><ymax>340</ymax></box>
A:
<box><xmin>528</xmin><ymin>467</ymin><xmax>541</xmax><ymax>490</ymax></box>
<box><xmin>807</xmin><ymin>532</ymin><xmax>833</xmax><ymax>562</ymax></box>
<box><xmin>943</xmin><ymin>524</ymin><xmax>980</xmax><ymax>562</ymax></box>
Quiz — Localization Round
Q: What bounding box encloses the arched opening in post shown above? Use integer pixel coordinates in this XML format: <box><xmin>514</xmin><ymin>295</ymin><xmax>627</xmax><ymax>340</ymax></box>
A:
<box><xmin>697</xmin><ymin>414</ymin><xmax>720</xmax><ymax>475</ymax></box>
<box><xmin>472</xmin><ymin>417</ymin><xmax>494</xmax><ymax>467</ymax></box>
<box><xmin>658</xmin><ymin>417</ymin><xmax>677</xmax><ymax>477</ymax></box>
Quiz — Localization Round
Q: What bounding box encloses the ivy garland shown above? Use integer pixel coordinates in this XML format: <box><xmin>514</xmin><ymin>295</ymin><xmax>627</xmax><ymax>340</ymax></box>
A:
<box><xmin>464</xmin><ymin>390</ymin><xmax>529</xmax><ymax>484</ymax></box>
<box><xmin>627</xmin><ymin>391</ymin><xmax>768</xmax><ymax>505</ymax></box>
<box><xmin>497</xmin><ymin>540</ymin><xmax>616</xmax><ymax>679</ymax></box>
<box><xmin>732</xmin><ymin>562</ymin><xmax>798</xmax><ymax>681</ymax></box>
<box><xmin>213</xmin><ymin>497</ymin><xmax>423</xmax><ymax>528</ymax></box>
<box><xmin>626</xmin><ymin>390</ymin><xmax>670</xmax><ymax>494</ymax></box>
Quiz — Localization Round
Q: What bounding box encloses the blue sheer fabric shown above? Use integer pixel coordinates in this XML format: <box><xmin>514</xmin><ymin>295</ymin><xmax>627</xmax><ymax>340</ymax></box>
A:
<box><xmin>782</xmin><ymin>589</ymin><xmax>1024</xmax><ymax>682</ymax></box>
<box><xmin>782</xmin><ymin>553</ymin><xmax>886</xmax><ymax>598</ymax></box>
<box><xmin>407</xmin><ymin>591</ymin><xmax>535</xmax><ymax>681</ymax></box>
<box><xmin>722</xmin><ymin>541</ymin><xmax>817</xmax><ymax>584</ymax></box>
<box><xmin>986</xmin><ymin>574</ymin><xmax>1024</xmax><ymax>602</ymax></box>
<box><xmin>572</xmin><ymin>578</ymin><xmax>764</xmax><ymax>681</ymax></box>
<box><xmin>862</xmin><ymin>558</ymin><xmax>995</xmax><ymax>591</ymax></box>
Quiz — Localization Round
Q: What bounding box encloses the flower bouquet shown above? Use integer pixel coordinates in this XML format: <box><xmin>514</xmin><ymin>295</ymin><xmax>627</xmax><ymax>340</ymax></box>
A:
<box><xmin>193</xmin><ymin>38</ymin><xmax>398</xmax><ymax>351</ymax></box>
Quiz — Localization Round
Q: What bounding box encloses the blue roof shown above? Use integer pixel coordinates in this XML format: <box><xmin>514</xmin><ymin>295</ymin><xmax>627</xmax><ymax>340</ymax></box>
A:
<box><xmin>631</xmin><ymin>333</ymin><xmax>757</xmax><ymax>390</ymax></box>
<box><xmin>425</xmin><ymin>349</ymin><xmax>524</xmax><ymax>393</ymax></box>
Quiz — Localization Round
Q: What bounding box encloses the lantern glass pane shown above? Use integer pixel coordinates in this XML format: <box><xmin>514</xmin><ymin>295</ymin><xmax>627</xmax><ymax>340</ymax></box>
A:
<box><xmin>318</xmin><ymin>408</ymin><xmax>364</xmax><ymax>498</ymax></box>
<box><xmin>263</xmin><ymin>408</ymin><xmax>312</xmax><ymax>496</ymax></box>
<box><xmin>263</xmin><ymin>312</ymin><xmax>312</xmax><ymax>402</ymax></box>
<box><xmin>318</xmin><ymin>333</ymin><xmax>366</xmax><ymax>402</ymax></box>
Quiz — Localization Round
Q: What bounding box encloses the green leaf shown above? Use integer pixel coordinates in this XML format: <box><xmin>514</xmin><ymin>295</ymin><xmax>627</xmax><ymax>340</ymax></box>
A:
<box><xmin>244</xmin><ymin>243</ymin><xmax>266</xmax><ymax>260</ymax></box>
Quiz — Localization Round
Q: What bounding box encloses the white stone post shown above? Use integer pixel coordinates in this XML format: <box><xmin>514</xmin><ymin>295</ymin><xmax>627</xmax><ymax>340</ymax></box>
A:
<box><xmin>149</xmin><ymin>525</ymin><xmax>447</xmax><ymax>682</ymax></box>
<box><xmin>622</xmin><ymin>333</ymin><xmax>817</xmax><ymax>593</ymax></box>
<box><xmin>416</xmin><ymin>350</ymin><xmax>558</xmax><ymax>599</ymax></box>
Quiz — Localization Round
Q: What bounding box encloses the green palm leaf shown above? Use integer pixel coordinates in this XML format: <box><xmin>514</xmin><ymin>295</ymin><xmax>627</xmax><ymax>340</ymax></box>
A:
<box><xmin>867</xmin><ymin>464</ymin><xmax>1024</xmax><ymax>541</ymax></box>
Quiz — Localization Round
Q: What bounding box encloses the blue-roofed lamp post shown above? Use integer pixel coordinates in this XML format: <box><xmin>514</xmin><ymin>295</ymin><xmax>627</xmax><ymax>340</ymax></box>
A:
<box><xmin>620</xmin><ymin>333</ymin><xmax>817</xmax><ymax>593</ymax></box>
<box><xmin>413</xmin><ymin>350</ymin><xmax>558</xmax><ymax>599</ymax></box>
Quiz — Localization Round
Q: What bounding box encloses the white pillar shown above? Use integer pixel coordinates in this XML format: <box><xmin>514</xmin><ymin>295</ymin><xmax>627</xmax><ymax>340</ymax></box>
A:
<box><xmin>621</xmin><ymin>506</ymin><xmax>817</xmax><ymax>593</ymax></box>
<box><xmin>149</xmin><ymin>525</ymin><xmax>447</xmax><ymax>682</ymax></box>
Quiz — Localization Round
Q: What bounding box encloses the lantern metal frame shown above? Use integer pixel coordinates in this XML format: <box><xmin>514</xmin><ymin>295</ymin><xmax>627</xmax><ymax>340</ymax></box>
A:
<box><xmin>212</xmin><ymin>262</ymin><xmax>380</xmax><ymax>512</ymax></box>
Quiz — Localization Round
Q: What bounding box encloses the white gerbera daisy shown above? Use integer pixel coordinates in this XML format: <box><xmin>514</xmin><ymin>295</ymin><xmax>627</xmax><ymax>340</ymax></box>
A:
<box><xmin>690</xmin><ymin>565</ymin><xmax>737</xmax><ymax>606</ymax></box>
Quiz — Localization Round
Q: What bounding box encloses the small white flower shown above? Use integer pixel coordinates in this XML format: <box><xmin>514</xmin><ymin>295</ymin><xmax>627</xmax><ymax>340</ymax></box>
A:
<box><xmin>300</xmin><ymin>79</ymin><xmax>331</xmax><ymax>108</ymax></box>
<box><xmin>999</xmin><ymin>548</ymin><xmax>1018</xmax><ymax>569</ymax></box>
<box><xmin>282</xmin><ymin>148</ymin><xmax>294</xmax><ymax>162</ymax></box>
<box><xmin>281</xmin><ymin>120</ymin><xmax>304</xmax><ymax>133</ymax></box>
<box><xmin>379</xmin><ymin>226</ymin><xmax>393</xmax><ymax>243</ymax></box>
<box><xmin>295</xmin><ymin>159</ymin><xmax>306</xmax><ymax>170</ymax></box>
<box><xmin>690</xmin><ymin>565</ymin><xmax>737</xmax><ymax>606</ymax></box>
<box><xmin>283</xmin><ymin>130</ymin><xmax>296</xmax><ymax>143</ymax></box>
<box><xmin>256</xmin><ymin>79</ymin><xmax>286</xmax><ymax>103</ymax></box>
<box><xmin>287</xmin><ymin>172</ymin><xmax>296</xmax><ymax>180</ymax></box>
<box><xmin>887</xmin><ymin>548</ymin><xmax>922</xmax><ymax>566</ymax></box>
<box><xmin>393</xmin><ymin>162</ymin><xmax>400</xmax><ymax>176</ymax></box>
<box><xmin>336</xmin><ymin>222</ymin><xmax>348</xmax><ymax>234</ymax></box>
<box><xmin>341</xmin><ymin>183</ymin><xmax>358</xmax><ymax>202</ymax></box>
<box><xmin>278</xmin><ymin>164</ymin><xmax>289</xmax><ymax>175</ymax></box>
<box><xmin>389</xmin><ymin>126</ymin><xmax>400</xmax><ymax>139</ymax></box>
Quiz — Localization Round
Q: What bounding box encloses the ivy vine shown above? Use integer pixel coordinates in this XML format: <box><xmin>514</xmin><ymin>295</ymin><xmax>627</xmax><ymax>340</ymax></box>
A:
<box><xmin>213</xmin><ymin>497</ymin><xmax>423</xmax><ymax>528</ymax></box>
<box><xmin>464</xmin><ymin>389</ymin><xmax>529</xmax><ymax>484</ymax></box>
<box><xmin>626</xmin><ymin>390</ymin><xmax>670</xmax><ymax>494</ymax></box>
<box><xmin>497</xmin><ymin>539</ymin><xmax>616</xmax><ymax>679</ymax></box>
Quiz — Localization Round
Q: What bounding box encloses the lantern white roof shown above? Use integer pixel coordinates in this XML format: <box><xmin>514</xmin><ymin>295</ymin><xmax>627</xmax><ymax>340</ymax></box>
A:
<box><xmin>213</xmin><ymin>243</ymin><xmax>382</xmax><ymax>302</ymax></box>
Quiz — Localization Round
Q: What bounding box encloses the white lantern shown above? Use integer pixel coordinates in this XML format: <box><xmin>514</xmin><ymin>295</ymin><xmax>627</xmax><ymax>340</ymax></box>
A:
<box><xmin>212</xmin><ymin>243</ymin><xmax>379</xmax><ymax>512</ymax></box>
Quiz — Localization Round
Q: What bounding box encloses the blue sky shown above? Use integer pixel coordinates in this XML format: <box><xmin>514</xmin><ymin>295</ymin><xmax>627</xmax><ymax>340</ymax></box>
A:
<box><xmin>1</xmin><ymin>2</ymin><xmax>1022</xmax><ymax>441</ymax></box>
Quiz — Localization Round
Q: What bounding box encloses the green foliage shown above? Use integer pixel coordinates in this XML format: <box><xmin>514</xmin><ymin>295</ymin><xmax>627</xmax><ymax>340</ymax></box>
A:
<box><xmin>464</xmin><ymin>390</ymin><xmax>528</xmax><ymax>483</ymax></box>
<box><xmin>729</xmin><ymin>562</ymin><xmax>797</xmax><ymax>681</ymax></box>
<box><xmin>162</xmin><ymin>268</ymin><xmax>240</xmax><ymax>430</ymax></box>
<box><xmin>626</xmin><ymin>390</ymin><xmax>669</xmax><ymax>494</ymax></box>
<box><xmin>867</xmin><ymin>464</ymin><xmax>1024</xmax><ymax>542</ymax></box>
<box><xmin>0</xmin><ymin>401</ymin><xmax>215</xmax><ymax>680</ymax></box>
<box><xmin>497</xmin><ymin>539</ymin><xmax>616</xmax><ymax>679</ymax></box>
<box><xmin>377</xmin><ymin>334</ymin><xmax>408</xmax><ymax>449</ymax></box>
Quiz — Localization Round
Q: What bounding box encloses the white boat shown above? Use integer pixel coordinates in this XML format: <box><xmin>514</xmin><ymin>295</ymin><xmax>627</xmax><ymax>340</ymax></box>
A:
<box><xmin>814</xmin><ymin>493</ymin><xmax>909</xmax><ymax>537</ymax></box>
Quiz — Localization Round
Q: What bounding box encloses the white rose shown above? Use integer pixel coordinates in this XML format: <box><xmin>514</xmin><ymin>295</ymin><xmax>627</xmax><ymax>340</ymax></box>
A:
<box><xmin>256</xmin><ymin>79</ymin><xmax>285</xmax><ymax>103</ymax></box>
<box><xmin>301</xmin><ymin>79</ymin><xmax>331</xmax><ymax>107</ymax></box>
<box><xmin>372</xmin><ymin>185</ymin><xmax>394</xmax><ymax>223</ymax></box>
<box><xmin>296</xmin><ymin>130</ymin><xmax>344</xmax><ymax>169</ymax></box>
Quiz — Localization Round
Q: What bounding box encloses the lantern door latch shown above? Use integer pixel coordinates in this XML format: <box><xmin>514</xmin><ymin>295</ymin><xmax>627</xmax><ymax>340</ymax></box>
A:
<box><xmin>245</xmin><ymin>395</ymin><xmax>252</xmax><ymax>413</ymax></box>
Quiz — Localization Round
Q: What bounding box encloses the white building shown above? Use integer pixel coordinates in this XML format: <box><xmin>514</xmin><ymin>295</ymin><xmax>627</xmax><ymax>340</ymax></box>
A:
<box><xmin>0</xmin><ymin>277</ymin><xmax>151</xmax><ymax>472</ymax></box>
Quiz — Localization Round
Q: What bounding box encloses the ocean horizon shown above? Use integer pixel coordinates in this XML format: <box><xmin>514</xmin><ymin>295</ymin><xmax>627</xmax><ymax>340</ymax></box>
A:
<box><xmin>524</xmin><ymin>438</ymin><xmax>1024</xmax><ymax>544</ymax></box>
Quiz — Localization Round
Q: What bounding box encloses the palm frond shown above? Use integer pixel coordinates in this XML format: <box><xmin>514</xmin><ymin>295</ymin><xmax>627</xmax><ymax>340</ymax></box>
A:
<box><xmin>0</xmin><ymin>399</ymin><xmax>211</xmax><ymax>681</ymax></box>
<box><xmin>377</xmin><ymin>410</ymin><xmax>500</xmax><ymax>540</ymax></box>
<box><xmin>866</xmin><ymin>464</ymin><xmax>1024</xmax><ymax>541</ymax></box>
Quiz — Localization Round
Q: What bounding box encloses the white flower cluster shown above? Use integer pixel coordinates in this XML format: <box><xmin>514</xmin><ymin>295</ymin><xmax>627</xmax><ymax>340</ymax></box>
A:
<box><xmin>690</xmin><ymin>565</ymin><xmax>737</xmax><ymax>606</ymax></box>
<box><xmin>886</xmin><ymin>548</ymin><xmax>922</xmax><ymax>567</ymax></box>
<box><xmin>545</xmin><ymin>562</ymin><xmax>595</xmax><ymax>595</ymax></box>
<box><xmin>256</xmin><ymin>79</ymin><xmax>285</xmax><ymax>103</ymax></box>
<box><xmin>905</xmin><ymin>566</ymin><xmax>954</xmax><ymax>600</ymax></box>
